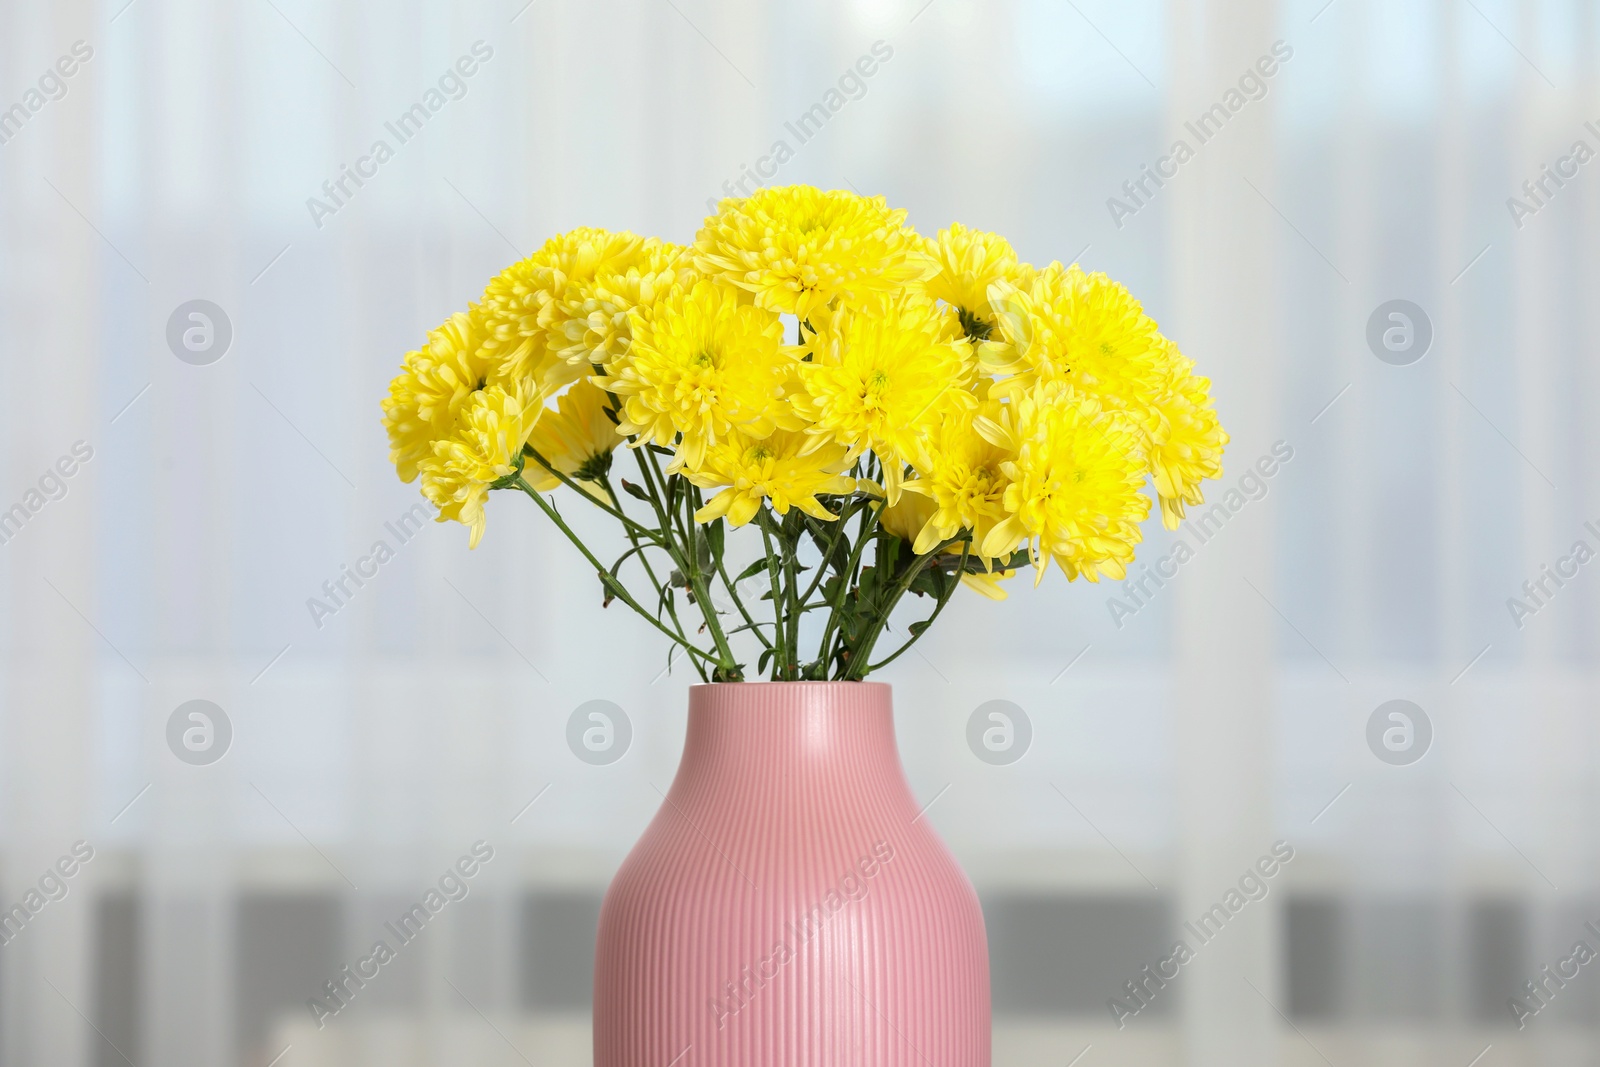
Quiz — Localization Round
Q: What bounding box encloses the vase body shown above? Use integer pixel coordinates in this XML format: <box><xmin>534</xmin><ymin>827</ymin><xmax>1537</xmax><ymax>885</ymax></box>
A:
<box><xmin>593</xmin><ymin>682</ymin><xmax>990</xmax><ymax>1067</ymax></box>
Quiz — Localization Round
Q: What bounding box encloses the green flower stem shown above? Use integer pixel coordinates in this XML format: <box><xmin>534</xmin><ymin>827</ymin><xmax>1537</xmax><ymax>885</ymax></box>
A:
<box><xmin>514</xmin><ymin>475</ymin><xmax>718</xmax><ymax>676</ymax></box>
<box><xmin>566</xmin><ymin>392</ymin><xmax>706</xmax><ymax>669</ymax></box>
<box><xmin>713</xmin><ymin>555</ymin><xmax>772</xmax><ymax>650</ymax></box>
<box><xmin>697</xmin><ymin>484</ymin><xmax>771</xmax><ymax>651</ymax></box>
<box><xmin>522</xmin><ymin>449</ymin><xmax>698</xmax><ymax>661</ymax></box>
<box><xmin>521</xmin><ymin>432</ymin><xmax>972</xmax><ymax>681</ymax></box>
<box><xmin>522</xmin><ymin>446</ymin><xmax>661</xmax><ymax>543</ymax></box>
<box><xmin>597</xmin><ymin>473</ymin><xmax>702</xmax><ymax>657</ymax></box>
<box><xmin>637</xmin><ymin>446</ymin><xmax>692</xmax><ymax>568</ymax></box>
<box><xmin>864</xmin><ymin>541</ymin><xmax>970</xmax><ymax>674</ymax></box>
<box><xmin>843</xmin><ymin>534</ymin><xmax>967</xmax><ymax>680</ymax></box>
<box><xmin>632</xmin><ymin>445</ymin><xmax>740</xmax><ymax>679</ymax></box>
<box><xmin>783</xmin><ymin>525</ymin><xmax>802</xmax><ymax>679</ymax></box>
<box><xmin>630</xmin><ymin>447</ymin><xmax>682</xmax><ymax>559</ymax></box>
<box><xmin>816</xmin><ymin>497</ymin><xmax>880</xmax><ymax>674</ymax></box>
<box><xmin>630</xmin><ymin>447</ymin><xmax>703</xmax><ymax>650</ymax></box>
<box><xmin>758</xmin><ymin>513</ymin><xmax>789</xmax><ymax>674</ymax></box>
<box><xmin>680</xmin><ymin>478</ymin><xmax>741</xmax><ymax>680</ymax></box>
<box><xmin>768</xmin><ymin>513</ymin><xmax>803</xmax><ymax>680</ymax></box>
<box><xmin>796</xmin><ymin>497</ymin><xmax>859</xmax><ymax>607</ymax></box>
<box><xmin>598</xmin><ymin>474</ymin><xmax>668</xmax><ymax>595</ymax></box>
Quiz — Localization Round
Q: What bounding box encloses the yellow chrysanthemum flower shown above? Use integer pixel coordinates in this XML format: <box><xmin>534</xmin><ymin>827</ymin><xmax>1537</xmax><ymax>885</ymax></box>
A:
<box><xmin>523</xmin><ymin>377</ymin><xmax>622</xmax><ymax>496</ymax></box>
<box><xmin>977</xmin><ymin>382</ymin><xmax>1151</xmax><ymax>584</ymax></box>
<box><xmin>478</xmin><ymin>227</ymin><xmax>646</xmax><ymax>389</ymax></box>
<box><xmin>383</xmin><ymin>308</ymin><xmax>514</xmax><ymax>483</ymax></box>
<box><xmin>1148</xmin><ymin>338</ymin><xmax>1228</xmax><ymax>529</ymax></box>
<box><xmin>877</xmin><ymin>490</ymin><xmax>1015</xmax><ymax>600</ymax></box>
<box><xmin>924</xmin><ymin>223</ymin><xmax>1034</xmax><ymax>345</ymax></box>
<box><xmin>792</xmin><ymin>292</ymin><xmax>973</xmax><ymax>502</ymax></box>
<box><xmin>695</xmin><ymin>186</ymin><xmax>935</xmax><ymax>321</ymax></box>
<box><xmin>544</xmin><ymin>238</ymin><xmax>697</xmax><ymax>367</ymax></box>
<box><xmin>900</xmin><ymin>396</ymin><xmax>1014</xmax><ymax>556</ymax></box>
<box><xmin>596</xmin><ymin>280</ymin><xmax>796</xmax><ymax>469</ymax></box>
<box><xmin>417</xmin><ymin>384</ymin><xmax>541</xmax><ymax>548</ymax></box>
<box><xmin>984</xmin><ymin>264</ymin><xmax>1226</xmax><ymax>527</ymax></box>
<box><xmin>686</xmin><ymin>429</ymin><xmax>855</xmax><ymax>527</ymax></box>
<box><xmin>987</xmin><ymin>262</ymin><xmax>1166</xmax><ymax>410</ymax></box>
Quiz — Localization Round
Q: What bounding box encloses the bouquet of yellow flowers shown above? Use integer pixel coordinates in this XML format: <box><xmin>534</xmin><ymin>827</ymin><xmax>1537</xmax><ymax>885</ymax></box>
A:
<box><xmin>382</xmin><ymin>186</ymin><xmax>1226</xmax><ymax>682</ymax></box>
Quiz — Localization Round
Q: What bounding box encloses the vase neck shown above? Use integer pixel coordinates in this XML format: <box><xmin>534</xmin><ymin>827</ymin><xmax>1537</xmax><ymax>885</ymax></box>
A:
<box><xmin>676</xmin><ymin>682</ymin><xmax>903</xmax><ymax>791</ymax></box>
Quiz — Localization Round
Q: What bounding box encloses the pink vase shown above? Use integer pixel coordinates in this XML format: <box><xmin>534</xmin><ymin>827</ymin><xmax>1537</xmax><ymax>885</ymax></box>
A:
<box><xmin>594</xmin><ymin>681</ymin><xmax>991</xmax><ymax>1066</ymax></box>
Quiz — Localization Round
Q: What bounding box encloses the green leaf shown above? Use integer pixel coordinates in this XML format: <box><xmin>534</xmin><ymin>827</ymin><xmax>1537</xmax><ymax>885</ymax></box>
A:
<box><xmin>705</xmin><ymin>519</ymin><xmax>725</xmax><ymax>561</ymax></box>
<box><xmin>758</xmin><ymin>648</ymin><xmax>774</xmax><ymax>675</ymax></box>
<box><xmin>879</xmin><ymin>537</ymin><xmax>902</xmax><ymax>577</ymax></box>
<box><xmin>781</xmin><ymin>508</ymin><xmax>806</xmax><ymax>540</ymax></box>
<box><xmin>619</xmin><ymin>479</ymin><xmax>652</xmax><ymax>503</ymax></box>
<box><xmin>801</xmin><ymin>514</ymin><xmax>849</xmax><ymax>570</ymax></box>
<box><xmin>854</xmin><ymin>565</ymin><xmax>878</xmax><ymax>610</ymax></box>
<box><xmin>840</xmin><ymin>611</ymin><xmax>863</xmax><ymax>641</ymax></box>
<box><xmin>908</xmin><ymin>619</ymin><xmax>932</xmax><ymax>638</ymax></box>
<box><xmin>694</xmin><ymin>528</ymin><xmax>713</xmax><ymax>570</ymax></box>
<box><xmin>734</xmin><ymin>558</ymin><xmax>769</xmax><ymax>583</ymax></box>
<box><xmin>608</xmin><ymin>543</ymin><xmax>652</xmax><ymax>582</ymax></box>
<box><xmin>828</xmin><ymin>531</ymin><xmax>852</xmax><ymax>573</ymax></box>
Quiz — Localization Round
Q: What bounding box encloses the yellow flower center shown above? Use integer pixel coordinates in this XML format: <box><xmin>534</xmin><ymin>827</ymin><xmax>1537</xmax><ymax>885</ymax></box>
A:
<box><xmin>742</xmin><ymin>443</ymin><xmax>774</xmax><ymax>464</ymax></box>
<box><xmin>947</xmin><ymin>465</ymin><xmax>1003</xmax><ymax>516</ymax></box>
<box><xmin>690</xmin><ymin>348</ymin><xmax>717</xmax><ymax>368</ymax></box>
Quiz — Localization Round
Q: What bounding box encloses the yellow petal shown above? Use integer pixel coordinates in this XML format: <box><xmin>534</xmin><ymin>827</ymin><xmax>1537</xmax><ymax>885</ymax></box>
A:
<box><xmin>693</xmin><ymin>491</ymin><xmax>734</xmax><ymax>523</ymax></box>
<box><xmin>961</xmin><ymin>571</ymin><xmax>1010</xmax><ymax>600</ymax></box>
<box><xmin>981</xmin><ymin>516</ymin><xmax>1026</xmax><ymax>559</ymax></box>
<box><xmin>727</xmin><ymin>493</ymin><xmax>762</xmax><ymax>526</ymax></box>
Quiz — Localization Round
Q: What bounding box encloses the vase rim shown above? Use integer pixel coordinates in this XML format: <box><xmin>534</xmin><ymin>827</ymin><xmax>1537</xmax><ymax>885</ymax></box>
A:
<box><xmin>688</xmin><ymin>680</ymin><xmax>891</xmax><ymax>691</ymax></box>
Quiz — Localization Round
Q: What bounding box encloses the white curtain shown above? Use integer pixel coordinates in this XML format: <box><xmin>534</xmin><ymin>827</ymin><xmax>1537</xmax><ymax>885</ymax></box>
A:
<box><xmin>2</xmin><ymin>0</ymin><xmax>1596</xmax><ymax>1064</ymax></box>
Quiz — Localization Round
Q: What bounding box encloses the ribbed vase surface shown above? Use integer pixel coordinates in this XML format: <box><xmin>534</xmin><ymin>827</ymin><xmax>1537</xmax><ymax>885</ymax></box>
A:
<box><xmin>593</xmin><ymin>681</ymin><xmax>990</xmax><ymax>1066</ymax></box>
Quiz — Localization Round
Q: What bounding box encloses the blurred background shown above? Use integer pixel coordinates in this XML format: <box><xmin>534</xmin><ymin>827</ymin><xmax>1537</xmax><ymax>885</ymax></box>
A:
<box><xmin>3</xmin><ymin>0</ymin><xmax>1598</xmax><ymax>1063</ymax></box>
